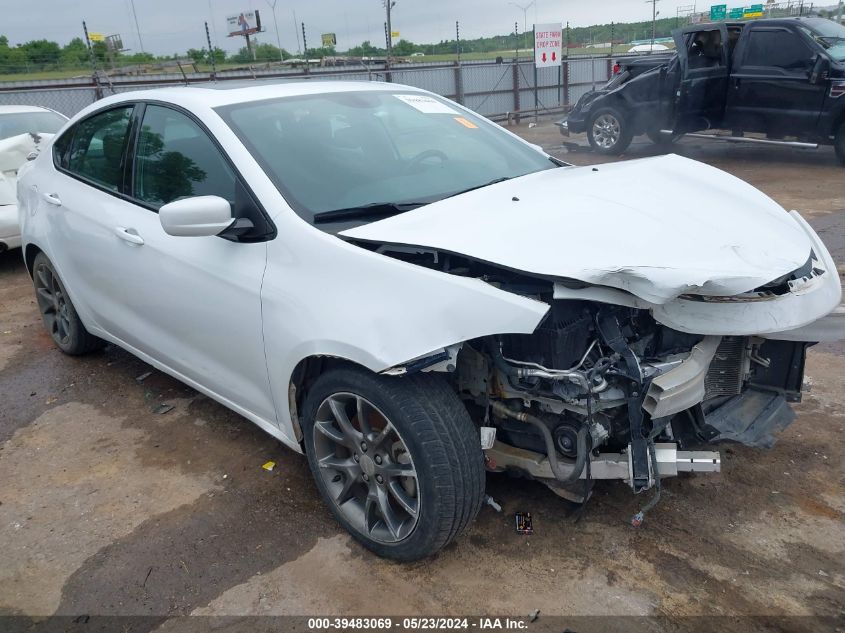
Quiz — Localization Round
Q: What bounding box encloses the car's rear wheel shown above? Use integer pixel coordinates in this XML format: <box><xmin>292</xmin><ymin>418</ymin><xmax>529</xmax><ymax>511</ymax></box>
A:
<box><xmin>835</xmin><ymin>122</ymin><xmax>845</xmax><ymax>166</ymax></box>
<box><xmin>301</xmin><ymin>367</ymin><xmax>485</xmax><ymax>561</ymax></box>
<box><xmin>32</xmin><ymin>252</ymin><xmax>105</xmax><ymax>355</ymax></box>
<box><xmin>587</xmin><ymin>107</ymin><xmax>633</xmax><ymax>155</ymax></box>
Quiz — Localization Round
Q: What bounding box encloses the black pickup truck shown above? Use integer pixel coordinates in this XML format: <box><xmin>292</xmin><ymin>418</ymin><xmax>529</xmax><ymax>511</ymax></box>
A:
<box><xmin>558</xmin><ymin>17</ymin><xmax>845</xmax><ymax>164</ymax></box>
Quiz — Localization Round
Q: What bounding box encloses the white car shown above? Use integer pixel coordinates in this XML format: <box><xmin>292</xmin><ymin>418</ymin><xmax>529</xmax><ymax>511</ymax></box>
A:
<box><xmin>17</xmin><ymin>82</ymin><xmax>844</xmax><ymax>560</ymax></box>
<box><xmin>0</xmin><ymin>105</ymin><xmax>68</xmax><ymax>252</ymax></box>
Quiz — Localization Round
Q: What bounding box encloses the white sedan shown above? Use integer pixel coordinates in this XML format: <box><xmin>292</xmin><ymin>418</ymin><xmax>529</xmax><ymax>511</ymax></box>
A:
<box><xmin>0</xmin><ymin>105</ymin><xmax>68</xmax><ymax>251</ymax></box>
<box><xmin>17</xmin><ymin>82</ymin><xmax>844</xmax><ymax>560</ymax></box>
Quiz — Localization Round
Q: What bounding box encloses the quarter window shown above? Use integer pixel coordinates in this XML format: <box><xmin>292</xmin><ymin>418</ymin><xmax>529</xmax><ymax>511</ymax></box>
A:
<box><xmin>133</xmin><ymin>105</ymin><xmax>236</xmax><ymax>209</ymax></box>
<box><xmin>65</xmin><ymin>106</ymin><xmax>133</xmax><ymax>192</ymax></box>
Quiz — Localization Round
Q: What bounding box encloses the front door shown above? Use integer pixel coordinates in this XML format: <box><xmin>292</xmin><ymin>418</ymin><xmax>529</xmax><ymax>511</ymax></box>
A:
<box><xmin>725</xmin><ymin>25</ymin><xmax>827</xmax><ymax>137</ymax></box>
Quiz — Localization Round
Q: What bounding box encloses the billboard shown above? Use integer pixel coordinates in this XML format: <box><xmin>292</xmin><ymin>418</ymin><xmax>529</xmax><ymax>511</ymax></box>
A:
<box><xmin>534</xmin><ymin>23</ymin><xmax>562</xmax><ymax>68</ymax></box>
<box><xmin>226</xmin><ymin>10</ymin><xmax>261</xmax><ymax>37</ymax></box>
<box><xmin>321</xmin><ymin>33</ymin><xmax>337</xmax><ymax>47</ymax></box>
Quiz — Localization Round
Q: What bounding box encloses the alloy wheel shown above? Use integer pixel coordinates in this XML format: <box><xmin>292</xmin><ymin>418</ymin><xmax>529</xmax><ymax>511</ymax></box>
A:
<box><xmin>34</xmin><ymin>263</ymin><xmax>72</xmax><ymax>346</ymax></box>
<box><xmin>312</xmin><ymin>392</ymin><xmax>420</xmax><ymax>544</ymax></box>
<box><xmin>592</xmin><ymin>113</ymin><xmax>621</xmax><ymax>149</ymax></box>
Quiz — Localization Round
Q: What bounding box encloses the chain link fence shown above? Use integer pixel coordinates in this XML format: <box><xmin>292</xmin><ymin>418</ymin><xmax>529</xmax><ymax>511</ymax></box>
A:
<box><xmin>0</xmin><ymin>57</ymin><xmax>612</xmax><ymax>123</ymax></box>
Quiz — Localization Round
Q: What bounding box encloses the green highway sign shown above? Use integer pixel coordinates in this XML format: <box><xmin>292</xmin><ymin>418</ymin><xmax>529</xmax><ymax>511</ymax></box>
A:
<box><xmin>710</xmin><ymin>4</ymin><xmax>727</xmax><ymax>20</ymax></box>
<box><xmin>744</xmin><ymin>4</ymin><xmax>764</xmax><ymax>17</ymax></box>
<box><xmin>729</xmin><ymin>7</ymin><xmax>745</xmax><ymax>18</ymax></box>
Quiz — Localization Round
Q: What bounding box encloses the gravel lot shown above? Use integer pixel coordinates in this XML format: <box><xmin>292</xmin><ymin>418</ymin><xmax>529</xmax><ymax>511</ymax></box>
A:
<box><xmin>1</xmin><ymin>122</ymin><xmax>843</xmax><ymax>632</ymax></box>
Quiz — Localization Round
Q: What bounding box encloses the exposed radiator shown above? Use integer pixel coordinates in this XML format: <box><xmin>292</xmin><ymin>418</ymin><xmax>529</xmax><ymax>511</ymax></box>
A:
<box><xmin>704</xmin><ymin>337</ymin><xmax>749</xmax><ymax>399</ymax></box>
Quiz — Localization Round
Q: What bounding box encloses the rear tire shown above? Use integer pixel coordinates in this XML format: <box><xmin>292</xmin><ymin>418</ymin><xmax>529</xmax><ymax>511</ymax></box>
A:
<box><xmin>587</xmin><ymin>107</ymin><xmax>633</xmax><ymax>155</ymax></box>
<box><xmin>32</xmin><ymin>253</ymin><xmax>105</xmax><ymax>355</ymax></box>
<box><xmin>301</xmin><ymin>367</ymin><xmax>485</xmax><ymax>561</ymax></box>
<box><xmin>835</xmin><ymin>122</ymin><xmax>845</xmax><ymax>166</ymax></box>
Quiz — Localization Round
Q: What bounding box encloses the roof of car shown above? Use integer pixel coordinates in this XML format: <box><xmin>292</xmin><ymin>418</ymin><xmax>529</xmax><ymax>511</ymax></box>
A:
<box><xmin>84</xmin><ymin>79</ymin><xmax>424</xmax><ymax>116</ymax></box>
<box><xmin>0</xmin><ymin>104</ymin><xmax>58</xmax><ymax>115</ymax></box>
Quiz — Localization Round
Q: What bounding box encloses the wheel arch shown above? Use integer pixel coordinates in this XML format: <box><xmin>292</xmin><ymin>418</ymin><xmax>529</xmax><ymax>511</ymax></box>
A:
<box><xmin>287</xmin><ymin>354</ymin><xmax>383</xmax><ymax>447</ymax></box>
<box><xmin>23</xmin><ymin>242</ymin><xmax>44</xmax><ymax>278</ymax></box>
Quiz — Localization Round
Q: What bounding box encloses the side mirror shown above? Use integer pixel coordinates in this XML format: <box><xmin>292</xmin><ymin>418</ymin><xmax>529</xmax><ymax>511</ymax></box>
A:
<box><xmin>159</xmin><ymin>195</ymin><xmax>234</xmax><ymax>237</ymax></box>
<box><xmin>810</xmin><ymin>54</ymin><xmax>830</xmax><ymax>84</ymax></box>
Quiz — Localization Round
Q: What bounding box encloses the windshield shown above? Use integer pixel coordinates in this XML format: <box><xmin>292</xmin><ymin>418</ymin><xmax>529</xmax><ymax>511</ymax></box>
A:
<box><xmin>802</xmin><ymin>18</ymin><xmax>845</xmax><ymax>61</ymax></box>
<box><xmin>216</xmin><ymin>90</ymin><xmax>554</xmax><ymax>225</ymax></box>
<box><xmin>0</xmin><ymin>110</ymin><xmax>67</xmax><ymax>140</ymax></box>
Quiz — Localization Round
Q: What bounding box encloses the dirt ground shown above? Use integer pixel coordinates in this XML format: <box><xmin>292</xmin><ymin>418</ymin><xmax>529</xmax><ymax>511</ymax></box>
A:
<box><xmin>1</xmin><ymin>123</ymin><xmax>843</xmax><ymax>632</ymax></box>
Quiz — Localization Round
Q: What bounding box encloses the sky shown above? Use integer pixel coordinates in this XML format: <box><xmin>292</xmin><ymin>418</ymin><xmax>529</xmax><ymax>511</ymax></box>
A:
<box><xmin>1</xmin><ymin>1</ymin><xmax>748</xmax><ymax>55</ymax></box>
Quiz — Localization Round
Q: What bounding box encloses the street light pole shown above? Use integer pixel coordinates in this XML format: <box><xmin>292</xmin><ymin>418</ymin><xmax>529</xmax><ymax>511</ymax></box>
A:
<box><xmin>509</xmin><ymin>1</ymin><xmax>535</xmax><ymax>50</ymax></box>
<box><xmin>265</xmin><ymin>0</ymin><xmax>284</xmax><ymax>63</ymax></box>
<box><xmin>129</xmin><ymin>0</ymin><xmax>145</xmax><ymax>54</ymax></box>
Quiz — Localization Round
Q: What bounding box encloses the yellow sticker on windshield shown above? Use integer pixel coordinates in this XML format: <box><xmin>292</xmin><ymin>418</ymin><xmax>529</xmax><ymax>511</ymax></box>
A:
<box><xmin>454</xmin><ymin>117</ymin><xmax>478</xmax><ymax>129</ymax></box>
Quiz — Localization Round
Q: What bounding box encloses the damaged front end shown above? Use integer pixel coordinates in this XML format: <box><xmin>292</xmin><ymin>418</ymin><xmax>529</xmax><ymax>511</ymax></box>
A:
<box><xmin>455</xmin><ymin>301</ymin><xmax>809</xmax><ymax>503</ymax></box>
<box><xmin>368</xmin><ymin>244</ymin><xmax>840</xmax><ymax>517</ymax></box>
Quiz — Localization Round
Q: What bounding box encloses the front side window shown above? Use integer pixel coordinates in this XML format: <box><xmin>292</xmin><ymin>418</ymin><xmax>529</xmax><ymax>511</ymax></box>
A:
<box><xmin>216</xmin><ymin>90</ymin><xmax>554</xmax><ymax>225</ymax></box>
<box><xmin>133</xmin><ymin>105</ymin><xmax>236</xmax><ymax>209</ymax></box>
<box><xmin>742</xmin><ymin>29</ymin><xmax>813</xmax><ymax>71</ymax></box>
<box><xmin>65</xmin><ymin>106</ymin><xmax>133</xmax><ymax>192</ymax></box>
<box><xmin>800</xmin><ymin>19</ymin><xmax>845</xmax><ymax>62</ymax></box>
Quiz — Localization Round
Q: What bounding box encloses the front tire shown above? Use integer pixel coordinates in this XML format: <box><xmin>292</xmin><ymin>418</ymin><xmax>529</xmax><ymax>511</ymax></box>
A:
<box><xmin>835</xmin><ymin>122</ymin><xmax>845</xmax><ymax>166</ymax></box>
<box><xmin>587</xmin><ymin>107</ymin><xmax>633</xmax><ymax>155</ymax></box>
<box><xmin>32</xmin><ymin>253</ymin><xmax>105</xmax><ymax>355</ymax></box>
<box><xmin>302</xmin><ymin>367</ymin><xmax>485</xmax><ymax>561</ymax></box>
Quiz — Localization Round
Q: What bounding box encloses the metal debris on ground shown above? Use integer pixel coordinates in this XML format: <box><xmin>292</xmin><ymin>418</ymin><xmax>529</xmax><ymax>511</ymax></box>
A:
<box><xmin>529</xmin><ymin>609</ymin><xmax>540</xmax><ymax>623</ymax></box>
<box><xmin>136</xmin><ymin>371</ymin><xmax>153</xmax><ymax>383</ymax></box>
<box><xmin>261</xmin><ymin>461</ymin><xmax>276</xmax><ymax>472</ymax></box>
<box><xmin>153</xmin><ymin>404</ymin><xmax>174</xmax><ymax>415</ymax></box>
<box><xmin>484</xmin><ymin>495</ymin><xmax>502</xmax><ymax>513</ymax></box>
<box><xmin>515</xmin><ymin>512</ymin><xmax>533</xmax><ymax>534</ymax></box>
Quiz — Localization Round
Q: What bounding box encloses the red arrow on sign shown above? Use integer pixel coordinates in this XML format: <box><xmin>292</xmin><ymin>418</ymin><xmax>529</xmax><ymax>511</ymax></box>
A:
<box><xmin>552</xmin><ymin>51</ymin><xmax>557</xmax><ymax>61</ymax></box>
<box><xmin>542</xmin><ymin>52</ymin><xmax>547</xmax><ymax>62</ymax></box>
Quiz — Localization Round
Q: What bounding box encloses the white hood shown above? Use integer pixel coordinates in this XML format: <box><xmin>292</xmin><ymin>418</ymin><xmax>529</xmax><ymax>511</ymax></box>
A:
<box><xmin>340</xmin><ymin>154</ymin><xmax>813</xmax><ymax>304</ymax></box>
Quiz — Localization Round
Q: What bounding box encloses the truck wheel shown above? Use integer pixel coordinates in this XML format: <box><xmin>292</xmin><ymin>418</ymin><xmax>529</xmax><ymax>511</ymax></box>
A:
<box><xmin>835</xmin><ymin>122</ymin><xmax>845</xmax><ymax>166</ymax></box>
<box><xmin>301</xmin><ymin>367</ymin><xmax>485</xmax><ymax>561</ymax></box>
<box><xmin>587</xmin><ymin>107</ymin><xmax>633</xmax><ymax>155</ymax></box>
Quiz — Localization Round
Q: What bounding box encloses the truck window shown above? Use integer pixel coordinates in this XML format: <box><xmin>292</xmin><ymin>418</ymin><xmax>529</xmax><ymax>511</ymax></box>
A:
<box><xmin>687</xmin><ymin>30</ymin><xmax>724</xmax><ymax>70</ymax></box>
<box><xmin>742</xmin><ymin>29</ymin><xmax>813</xmax><ymax>71</ymax></box>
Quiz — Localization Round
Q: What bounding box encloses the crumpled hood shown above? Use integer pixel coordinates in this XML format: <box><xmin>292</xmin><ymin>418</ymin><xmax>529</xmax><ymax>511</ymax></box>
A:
<box><xmin>340</xmin><ymin>154</ymin><xmax>814</xmax><ymax>304</ymax></box>
<box><xmin>0</xmin><ymin>133</ymin><xmax>54</xmax><ymax>206</ymax></box>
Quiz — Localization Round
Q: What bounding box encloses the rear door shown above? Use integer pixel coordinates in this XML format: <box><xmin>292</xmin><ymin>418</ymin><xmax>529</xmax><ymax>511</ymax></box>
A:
<box><xmin>672</xmin><ymin>24</ymin><xmax>731</xmax><ymax>132</ymax></box>
<box><xmin>725</xmin><ymin>24</ymin><xmax>827</xmax><ymax>137</ymax></box>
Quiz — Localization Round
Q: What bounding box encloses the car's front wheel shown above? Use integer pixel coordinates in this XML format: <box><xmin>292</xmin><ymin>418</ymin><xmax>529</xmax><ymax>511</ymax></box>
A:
<box><xmin>587</xmin><ymin>107</ymin><xmax>633</xmax><ymax>155</ymax></box>
<box><xmin>32</xmin><ymin>252</ymin><xmax>106</xmax><ymax>355</ymax></box>
<box><xmin>302</xmin><ymin>367</ymin><xmax>485</xmax><ymax>561</ymax></box>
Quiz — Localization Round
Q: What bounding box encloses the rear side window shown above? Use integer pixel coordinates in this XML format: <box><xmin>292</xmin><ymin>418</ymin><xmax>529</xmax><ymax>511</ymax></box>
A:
<box><xmin>132</xmin><ymin>105</ymin><xmax>236</xmax><ymax>209</ymax></box>
<box><xmin>742</xmin><ymin>29</ymin><xmax>813</xmax><ymax>71</ymax></box>
<box><xmin>65</xmin><ymin>107</ymin><xmax>133</xmax><ymax>192</ymax></box>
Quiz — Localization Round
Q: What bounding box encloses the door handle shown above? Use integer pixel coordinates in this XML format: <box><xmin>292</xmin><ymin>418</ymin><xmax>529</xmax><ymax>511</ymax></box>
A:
<box><xmin>114</xmin><ymin>227</ymin><xmax>144</xmax><ymax>245</ymax></box>
<box><xmin>42</xmin><ymin>193</ymin><xmax>62</xmax><ymax>206</ymax></box>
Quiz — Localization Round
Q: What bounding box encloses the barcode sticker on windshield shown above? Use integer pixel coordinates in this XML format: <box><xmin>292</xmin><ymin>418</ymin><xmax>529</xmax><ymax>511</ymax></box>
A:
<box><xmin>394</xmin><ymin>94</ymin><xmax>460</xmax><ymax>115</ymax></box>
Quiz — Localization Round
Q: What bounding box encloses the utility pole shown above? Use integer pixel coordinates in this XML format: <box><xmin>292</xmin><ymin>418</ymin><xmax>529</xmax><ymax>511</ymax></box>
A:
<box><xmin>205</xmin><ymin>21</ymin><xmax>217</xmax><ymax>79</ymax></box>
<box><xmin>838</xmin><ymin>0</ymin><xmax>843</xmax><ymax>23</ymax></box>
<box><xmin>265</xmin><ymin>0</ymin><xmax>284</xmax><ymax>63</ymax></box>
<box><xmin>509</xmin><ymin>1</ymin><xmax>535</xmax><ymax>50</ymax></box>
<box><xmin>293</xmin><ymin>10</ymin><xmax>302</xmax><ymax>54</ymax></box>
<box><xmin>646</xmin><ymin>0</ymin><xmax>660</xmax><ymax>48</ymax></box>
<box><xmin>129</xmin><ymin>0</ymin><xmax>145</xmax><ymax>54</ymax></box>
<box><xmin>384</xmin><ymin>0</ymin><xmax>395</xmax><ymax>61</ymax></box>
